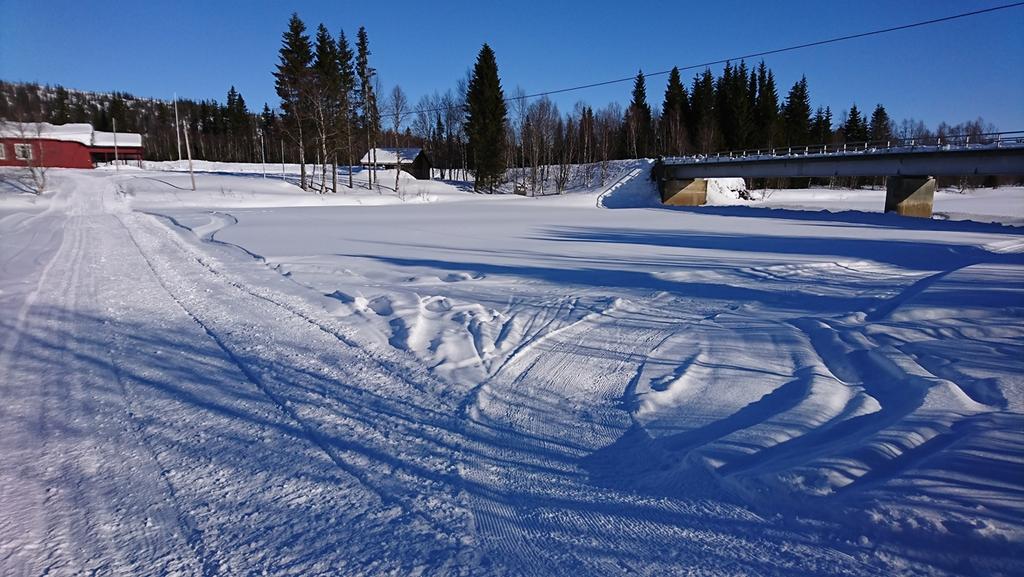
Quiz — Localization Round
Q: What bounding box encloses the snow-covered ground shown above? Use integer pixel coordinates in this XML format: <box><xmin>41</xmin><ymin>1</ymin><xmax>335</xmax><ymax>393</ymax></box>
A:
<box><xmin>1</xmin><ymin>165</ymin><xmax>1022</xmax><ymax>576</ymax></box>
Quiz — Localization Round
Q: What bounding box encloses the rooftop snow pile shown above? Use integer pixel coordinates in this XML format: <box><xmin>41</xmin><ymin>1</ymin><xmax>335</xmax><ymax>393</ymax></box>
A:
<box><xmin>0</xmin><ymin>122</ymin><xmax>94</xmax><ymax>145</ymax></box>
<box><xmin>360</xmin><ymin>148</ymin><xmax>422</xmax><ymax>165</ymax></box>
<box><xmin>92</xmin><ymin>131</ymin><xmax>143</xmax><ymax>147</ymax></box>
<box><xmin>0</xmin><ymin>121</ymin><xmax>142</xmax><ymax>147</ymax></box>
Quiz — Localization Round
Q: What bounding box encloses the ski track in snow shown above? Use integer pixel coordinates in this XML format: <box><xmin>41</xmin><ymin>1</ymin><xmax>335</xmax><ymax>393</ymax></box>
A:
<box><xmin>1</xmin><ymin>167</ymin><xmax>1023</xmax><ymax>576</ymax></box>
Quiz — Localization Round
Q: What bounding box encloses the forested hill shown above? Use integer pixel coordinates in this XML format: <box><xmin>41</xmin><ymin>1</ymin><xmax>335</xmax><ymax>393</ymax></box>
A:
<box><xmin>0</xmin><ymin>80</ymin><xmax>267</xmax><ymax>162</ymax></box>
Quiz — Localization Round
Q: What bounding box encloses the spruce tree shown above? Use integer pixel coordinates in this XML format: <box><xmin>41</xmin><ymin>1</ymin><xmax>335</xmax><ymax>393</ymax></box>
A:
<box><xmin>260</xmin><ymin>103</ymin><xmax>278</xmax><ymax>160</ymax></box>
<box><xmin>51</xmin><ymin>86</ymin><xmax>70</xmax><ymax>124</ymax></box>
<box><xmin>355</xmin><ymin>26</ymin><xmax>379</xmax><ymax>186</ymax></box>
<box><xmin>627</xmin><ymin>70</ymin><xmax>652</xmax><ymax>158</ymax></box>
<box><xmin>661</xmin><ymin>67</ymin><xmax>689</xmax><ymax>156</ymax></box>
<box><xmin>690</xmin><ymin>69</ymin><xmax>718</xmax><ymax>154</ymax></box>
<box><xmin>337</xmin><ymin>29</ymin><xmax>356</xmax><ymax>188</ymax></box>
<box><xmin>464</xmin><ymin>43</ymin><xmax>507</xmax><ymax>192</ymax></box>
<box><xmin>714</xmin><ymin>62</ymin><xmax>734</xmax><ymax>149</ymax></box>
<box><xmin>274</xmin><ymin>13</ymin><xmax>314</xmax><ymax>188</ymax></box>
<box><xmin>844</xmin><ymin>103</ymin><xmax>868</xmax><ymax>142</ymax></box>
<box><xmin>109</xmin><ymin>94</ymin><xmax>128</xmax><ymax>132</ymax></box>
<box><xmin>869</xmin><ymin>104</ymin><xmax>893</xmax><ymax>143</ymax></box>
<box><xmin>747</xmin><ymin>69</ymin><xmax>758</xmax><ymax>141</ymax></box>
<box><xmin>434</xmin><ymin>113</ymin><xmax>445</xmax><ymax>165</ymax></box>
<box><xmin>753</xmin><ymin>61</ymin><xmax>779</xmax><ymax>149</ymax></box>
<box><xmin>261</xmin><ymin>104</ymin><xmax>276</xmax><ymax>130</ymax></box>
<box><xmin>780</xmin><ymin>76</ymin><xmax>812</xmax><ymax>147</ymax></box>
<box><xmin>811</xmin><ymin>106</ymin><xmax>833</xmax><ymax>145</ymax></box>
<box><xmin>725</xmin><ymin>60</ymin><xmax>753</xmax><ymax>150</ymax></box>
<box><xmin>224</xmin><ymin>86</ymin><xmax>249</xmax><ymax>161</ymax></box>
<box><xmin>312</xmin><ymin>24</ymin><xmax>341</xmax><ymax>191</ymax></box>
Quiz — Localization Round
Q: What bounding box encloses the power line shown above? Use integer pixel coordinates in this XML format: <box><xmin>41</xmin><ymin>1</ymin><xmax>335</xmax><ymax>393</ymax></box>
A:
<box><xmin>514</xmin><ymin>1</ymin><xmax>1024</xmax><ymax>101</ymax></box>
<box><xmin>382</xmin><ymin>1</ymin><xmax>1024</xmax><ymax>120</ymax></box>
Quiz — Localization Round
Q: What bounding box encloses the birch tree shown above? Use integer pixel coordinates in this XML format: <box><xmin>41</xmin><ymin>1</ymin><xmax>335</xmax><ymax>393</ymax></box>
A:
<box><xmin>385</xmin><ymin>85</ymin><xmax>409</xmax><ymax>191</ymax></box>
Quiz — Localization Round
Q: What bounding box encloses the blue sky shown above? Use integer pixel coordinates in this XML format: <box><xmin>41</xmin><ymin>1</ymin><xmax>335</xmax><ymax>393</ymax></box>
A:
<box><xmin>2</xmin><ymin>0</ymin><xmax>1022</xmax><ymax>130</ymax></box>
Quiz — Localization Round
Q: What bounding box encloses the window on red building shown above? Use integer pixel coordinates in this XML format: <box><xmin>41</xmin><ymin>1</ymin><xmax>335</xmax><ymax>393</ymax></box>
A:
<box><xmin>14</xmin><ymin>143</ymin><xmax>32</xmax><ymax>161</ymax></box>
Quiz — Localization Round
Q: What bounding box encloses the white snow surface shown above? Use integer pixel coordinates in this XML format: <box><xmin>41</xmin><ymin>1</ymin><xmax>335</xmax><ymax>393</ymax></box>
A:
<box><xmin>2</xmin><ymin>165</ymin><xmax>1022</xmax><ymax>576</ymax></box>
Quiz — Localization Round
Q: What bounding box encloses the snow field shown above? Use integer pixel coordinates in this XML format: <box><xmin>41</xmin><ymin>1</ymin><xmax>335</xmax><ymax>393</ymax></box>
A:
<box><xmin>1</xmin><ymin>165</ymin><xmax>1022</xmax><ymax>575</ymax></box>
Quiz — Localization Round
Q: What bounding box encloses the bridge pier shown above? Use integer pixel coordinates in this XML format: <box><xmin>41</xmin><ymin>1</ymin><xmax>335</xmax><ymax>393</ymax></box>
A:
<box><xmin>884</xmin><ymin>175</ymin><xmax>935</xmax><ymax>218</ymax></box>
<box><xmin>660</xmin><ymin>178</ymin><xmax>707</xmax><ymax>206</ymax></box>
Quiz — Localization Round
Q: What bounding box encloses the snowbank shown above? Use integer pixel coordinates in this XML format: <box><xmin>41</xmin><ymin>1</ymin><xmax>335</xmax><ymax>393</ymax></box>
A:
<box><xmin>704</xmin><ymin>177</ymin><xmax>748</xmax><ymax>204</ymax></box>
<box><xmin>118</xmin><ymin>167</ymin><xmax>484</xmax><ymax>209</ymax></box>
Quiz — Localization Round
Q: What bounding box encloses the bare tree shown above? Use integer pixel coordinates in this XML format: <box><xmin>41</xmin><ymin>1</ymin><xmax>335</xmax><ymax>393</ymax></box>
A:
<box><xmin>555</xmin><ymin>112</ymin><xmax>578</xmax><ymax>194</ymax></box>
<box><xmin>385</xmin><ymin>85</ymin><xmax>409</xmax><ymax>193</ymax></box>
<box><xmin>524</xmin><ymin>97</ymin><xmax>559</xmax><ymax>195</ymax></box>
<box><xmin>575</xmin><ymin>101</ymin><xmax>595</xmax><ymax>186</ymax></box>
<box><xmin>306</xmin><ymin>82</ymin><xmax>336</xmax><ymax>193</ymax></box>
<box><xmin>9</xmin><ymin>120</ymin><xmax>49</xmax><ymax>194</ymax></box>
<box><xmin>442</xmin><ymin>88</ymin><xmax>466</xmax><ymax>181</ymax></box>
<box><xmin>595</xmin><ymin>103</ymin><xmax>622</xmax><ymax>186</ymax></box>
<box><xmin>410</xmin><ymin>93</ymin><xmax>437</xmax><ymax>142</ymax></box>
<box><xmin>510</xmin><ymin>86</ymin><xmax>529</xmax><ymax>192</ymax></box>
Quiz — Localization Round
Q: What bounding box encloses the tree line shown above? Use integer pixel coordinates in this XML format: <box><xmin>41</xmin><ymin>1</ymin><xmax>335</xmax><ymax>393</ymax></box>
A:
<box><xmin>1</xmin><ymin>16</ymin><xmax>1003</xmax><ymax>192</ymax></box>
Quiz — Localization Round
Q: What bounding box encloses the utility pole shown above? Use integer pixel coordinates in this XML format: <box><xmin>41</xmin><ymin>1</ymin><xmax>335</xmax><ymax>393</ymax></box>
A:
<box><xmin>280</xmin><ymin>140</ymin><xmax>285</xmax><ymax>181</ymax></box>
<box><xmin>174</xmin><ymin>92</ymin><xmax>182</xmax><ymax>161</ymax></box>
<box><xmin>182</xmin><ymin>119</ymin><xmax>196</xmax><ymax>191</ymax></box>
<box><xmin>113</xmin><ymin>118</ymin><xmax>119</xmax><ymax>172</ymax></box>
<box><xmin>258</xmin><ymin>128</ymin><xmax>266</xmax><ymax>179</ymax></box>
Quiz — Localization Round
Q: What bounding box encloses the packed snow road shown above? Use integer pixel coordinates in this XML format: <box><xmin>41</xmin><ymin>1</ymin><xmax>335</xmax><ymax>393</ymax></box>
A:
<box><xmin>1</xmin><ymin>168</ymin><xmax>1022</xmax><ymax>576</ymax></box>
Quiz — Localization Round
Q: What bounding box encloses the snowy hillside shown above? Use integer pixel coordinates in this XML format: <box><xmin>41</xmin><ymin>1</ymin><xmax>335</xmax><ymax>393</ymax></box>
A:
<box><xmin>1</xmin><ymin>166</ymin><xmax>1022</xmax><ymax>576</ymax></box>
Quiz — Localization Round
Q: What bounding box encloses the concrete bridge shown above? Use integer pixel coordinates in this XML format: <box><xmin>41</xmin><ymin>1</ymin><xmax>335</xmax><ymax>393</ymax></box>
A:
<box><xmin>656</xmin><ymin>133</ymin><xmax>1024</xmax><ymax>217</ymax></box>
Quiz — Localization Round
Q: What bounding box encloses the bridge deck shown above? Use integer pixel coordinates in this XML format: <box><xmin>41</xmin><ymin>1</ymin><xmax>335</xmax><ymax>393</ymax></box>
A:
<box><xmin>661</xmin><ymin>146</ymin><xmax>1024</xmax><ymax>179</ymax></box>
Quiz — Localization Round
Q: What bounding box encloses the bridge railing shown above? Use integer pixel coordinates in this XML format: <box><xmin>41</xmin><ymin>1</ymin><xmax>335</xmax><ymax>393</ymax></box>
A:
<box><xmin>664</xmin><ymin>130</ymin><xmax>1024</xmax><ymax>164</ymax></box>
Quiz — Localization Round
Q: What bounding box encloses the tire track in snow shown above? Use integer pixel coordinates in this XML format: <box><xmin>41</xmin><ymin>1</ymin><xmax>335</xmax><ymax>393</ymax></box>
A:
<box><xmin>103</xmin><ymin>341</ymin><xmax>218</xmax><ymax>577</ymax></box>
<box><xmin>865</xmin><ymin>268</ymin><xmax>957</xmax><ymax>322</ymax></box>
<box><xmin>712</xmin><ymin>314</ymin><xmax>989</xmax><ymax>510</ymax></box>
<box><xmin>115</xmin><ymin>209</ymin><xmax>475</xmax><ymax>572</ymax></box>
<box><xmin>57</xmin><ymin>186</ymin><xmax>206</xmax><ymax>576</ymax></box>
<box><xmin>456</xmin><ymin>297</ymin><xmax>812</xmax><ymax>575</ymax></box>
<box><xmin>2</xmin><ymin>180</ymin><xmax>205</xmax><ymax>576</ymax></box>
<box><xmin>150</xmin><ymin>210</ymin><xmax>465</xmax><ymax>405</ymax></box>
<box><xmin>120</xmin><ymin>213</ymin><xmax>414</xmax><ymax>514</ymax></box>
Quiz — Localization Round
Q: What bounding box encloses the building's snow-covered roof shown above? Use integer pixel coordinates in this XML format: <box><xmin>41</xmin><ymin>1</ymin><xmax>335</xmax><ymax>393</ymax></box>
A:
<box><xmin>0</xmin><ymin>122</ymin><xmax>94</xmax><ymax>145</ymax></box>
<box><xmin>360</xmin><ymin>147</ymin><xmax>422</xmax><ymax>165</ymax></box>
<box><xmin>92</xmin><ymin>131</ymin><xmax>143</xmax><ymax>148</ymax></box>
<box><xmin>0</xmin><ymin>121</ymin><xmax>143</xmax><ymax>148</ymax></box>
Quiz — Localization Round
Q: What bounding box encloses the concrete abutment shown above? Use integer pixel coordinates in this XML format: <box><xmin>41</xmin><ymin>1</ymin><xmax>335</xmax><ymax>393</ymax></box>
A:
<box><xmin>660</xmin><ymin>178</ymin><xmax>707</xmax><ymax>206</ymax></box>
<box><xmin>884</xmin><ymin>175</ymin><xmax>936</xmax><ymax>218</ymax></box>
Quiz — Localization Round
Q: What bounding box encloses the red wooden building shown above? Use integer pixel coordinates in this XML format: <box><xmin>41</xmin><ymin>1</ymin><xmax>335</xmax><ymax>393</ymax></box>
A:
<box><xmin>0</xmin><ymin>122</ymin><xmax>144</xmax><ymax>168</ymax></box>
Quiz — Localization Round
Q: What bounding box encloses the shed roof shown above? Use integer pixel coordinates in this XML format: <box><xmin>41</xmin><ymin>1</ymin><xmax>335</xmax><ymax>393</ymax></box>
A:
<box><xmin>359</xmin><ymin>148</ymin><xmax>423</xmax><ymax>165</ymax></box>
<box><xmin>92</xmin><ymin>131</ymin><xmax>143</xmax><ymax>148</ymax></box>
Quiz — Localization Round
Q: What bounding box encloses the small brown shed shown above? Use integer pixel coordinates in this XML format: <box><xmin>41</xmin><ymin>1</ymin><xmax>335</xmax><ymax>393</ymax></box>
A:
<box><xmin>360</xmin><ymin>147</ymin><xmax>432</xmax><ymax>180</ymax></box>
